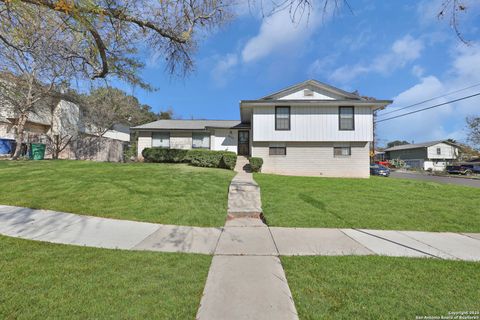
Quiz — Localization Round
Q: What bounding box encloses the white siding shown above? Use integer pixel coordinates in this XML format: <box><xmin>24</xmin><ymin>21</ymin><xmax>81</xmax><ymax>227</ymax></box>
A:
<box><xmin>170</xmin><ymin>131</ymin><xmax>193</xmax><ymax>149</ymax></box>
<box><xmin>212</xmin><ymin>129</ymin><xmax>238</xmax><ymax>153</ymax></box>
<box><xmin>137</xmin><ymin>131</ymin><xmax>152</xmax><ymax>158</ymax></box>
<box><xmin>252</xmin><ymin>105</ymin><xmax>373</xmax><ymax>142</ymax></box>
<box><xmin>103</xmin><ymin>130</ymin><xmax>130</xmax><ymax>142</ymax></box>
<box><xmin>277</xmin><ymin>86</ymin><xmax>346</xmax><ymax>100</ymax></box>
<box><xmin>251</xmin><ymin>141</ymin><xmax>370</xmax><ymax>178</ymax></box>
<box><xmin>279</xmin><ymin>90</ymin><xmax>337</xmax><ymax>100</ymax></box>
<box><xmin>424</xmin><ymin>160</ymin><xmax>448</xmax><ymax>171</ymax></box>
<box><xmin>426</xmin><ymin>143</ymin><xmax>458</xmax><ymax>160</ymax></box>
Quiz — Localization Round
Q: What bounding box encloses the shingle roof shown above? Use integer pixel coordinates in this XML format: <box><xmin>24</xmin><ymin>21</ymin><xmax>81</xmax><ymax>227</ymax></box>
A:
<box><xmin>384</xmin><ymin>140</ymin><xmax>450</xmax><ymax>151</ymax></box>
<box><xmin>131</xmin><ymin>119</ymin><xmax>242</xmax><ymax>130</ymax></box>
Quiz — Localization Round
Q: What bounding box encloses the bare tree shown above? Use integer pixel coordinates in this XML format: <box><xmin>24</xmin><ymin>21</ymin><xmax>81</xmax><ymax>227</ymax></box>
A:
<box><xmin>45</xmin><ymin>98</ymin><xmax>82</xmax><ymax>159</ymax></box>
<box><xmin>466</xmin><ymin>116</ymin><xmax>480</xmax><ymax>149</ymax></box>
<box><xmin>0</xmin><ymin>8</ymin><xmax>83</xmax><ymax>159</ymax></box>
<box><xmin>0</xmin><ymin>0</ymin><xmax>233</xmax><ymax>85</ymax></box>
<box><xmin>437</xmin><ymin>0</ymin><xmax>470</xmax><ymax>44</ymax></box>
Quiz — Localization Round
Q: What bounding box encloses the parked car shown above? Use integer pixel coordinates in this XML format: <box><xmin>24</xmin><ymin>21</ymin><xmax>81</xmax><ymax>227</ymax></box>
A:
<box><xmin>370</xmin><ymin>164</ymin><xmax>390</xmax><ymax>177</ymax></box>
<box><xmin>446</xmin><ymin>165</ymin><xmax>480</xmax><ymax>175</ymax></box>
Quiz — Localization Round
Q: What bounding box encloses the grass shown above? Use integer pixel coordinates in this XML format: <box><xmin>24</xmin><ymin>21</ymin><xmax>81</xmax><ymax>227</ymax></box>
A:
<box><xmin>254</xmin><ymin>173</ymin><xmax>480</xmax><ymax>232</ymax></box>
<box><xmin>0</xmin><ymin>235</ymin><xmax>211</xmax><ymax>319</ymax></box>
<box><xmin>282</xmin><ymin>256</ymin><xmax>480</xmax><ymax>320</ymax></box>
<box><xmin>0</xmin><ymin>160</ymin><xmax>235</xmax><ymax>227</ymax></box>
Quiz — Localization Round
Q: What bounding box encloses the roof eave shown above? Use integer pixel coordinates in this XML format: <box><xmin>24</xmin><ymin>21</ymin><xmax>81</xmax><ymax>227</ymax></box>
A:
<box><xmin>240</xmin><ymin>100</ymin><xmax>393</xmax><ymax>106</ymax></box>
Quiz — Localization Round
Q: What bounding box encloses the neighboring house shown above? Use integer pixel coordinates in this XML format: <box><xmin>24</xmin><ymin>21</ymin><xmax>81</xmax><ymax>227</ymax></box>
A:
<box><xmin>0</xmin><ymin>98</ymin><xmax>127</xmax><ymax>161</ymax></box>
<box><xmin>132</xmin><ymin>80</ymin><xmax>392</xmax><ymax>178</ymax></box>
<box><xmin>384</xmin><ymin>140</ymin><xmax>460</xmax><ymax>171</ymax></box>
<box><xmin>102</xmin><ymin>123</ymin><xmax>131</xmax><ymax>143</ymax></box>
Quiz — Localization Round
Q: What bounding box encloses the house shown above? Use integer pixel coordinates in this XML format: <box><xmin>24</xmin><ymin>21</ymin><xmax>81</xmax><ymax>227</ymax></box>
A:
<box><xmin>0</xmin><ymin>98</ymin><xmax>128</xmax><ymax>161</ymax></box>
<box><xmin>384</xmin><ymin>140</ymin><xmax>460</xmax><ymax>171</ymax></box>
<box><xmin>132</xmin><ymin>80</ymin><xmax>392</xmax><ymax>177</ymax></box>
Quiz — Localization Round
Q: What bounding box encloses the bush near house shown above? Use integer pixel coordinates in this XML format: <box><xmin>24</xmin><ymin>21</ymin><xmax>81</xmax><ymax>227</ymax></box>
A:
<box><xmin>220</xmin><ymin>152</ymin><xmax>237</xmax><ymax>170</ymax></box>
<box><xmin>186</xmin><ymin>149</ymin><xmax>237</xmax><ymax>170</ymax></box>
<box><xmin>142</xmin><ymin>148</ymin><xmax>189</xmax><ymax>163</ymax></box>
<box><xmin>249</xmin><ymin>157</ymin><xmax>263</xmax><ymax>172</ymax></box>
<box><xmin>142</xmin><ymin>147</ymin><xmax>237</xmax><ymax>170</ymax></box>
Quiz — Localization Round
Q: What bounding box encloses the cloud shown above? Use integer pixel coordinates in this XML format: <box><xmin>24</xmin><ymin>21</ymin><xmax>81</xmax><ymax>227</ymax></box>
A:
<box><xmin>330</xmin><ymin>35</ymin><xmax>425</xmax><ymax>83</ymax></box>
<box><xmin>411</xmin><ymin>65</ymin><xmax>425</xmax><ymax>78</ymax></box>
<box><xmin>210</xmin><ymin>53</ymin><xmax>239</xmax><ymax>87</ymax></box>
<box><xmin>376</xmin><ymin>43</ymin><xmax>480</xmax><ymax>145</ymax></box>
<box><xmin>241</xmin><ymin>7</ymin><xmax>325</xmax><ymax>63</ymax></box>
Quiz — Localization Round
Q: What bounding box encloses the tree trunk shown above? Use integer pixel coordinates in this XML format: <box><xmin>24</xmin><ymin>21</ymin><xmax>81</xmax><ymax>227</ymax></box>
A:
<box><xmin>53</xmin><ymin>134</ymin><xmax>59</xmax><ymax>159</ymax></box>
<box><xmin>12</xmin><ymin>114</ymin><xmax>28</xmax><ymax>160</ymax></box>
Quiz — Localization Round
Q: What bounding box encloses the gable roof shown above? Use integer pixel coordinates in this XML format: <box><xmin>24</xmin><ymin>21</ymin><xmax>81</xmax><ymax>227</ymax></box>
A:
<box><xmin>260</xmin><ymin>79</ymin><xmax>363</xmax><ymax>101</ymax></box>
<box><xmin>384</xmin><ymin>140</ymin><xmax>459</xmax><ymax>152</ymax></box>
<box><xmin>131</xmin><ymin>119</ymin><xmax>242</xmax><ymax>131</ymax></box>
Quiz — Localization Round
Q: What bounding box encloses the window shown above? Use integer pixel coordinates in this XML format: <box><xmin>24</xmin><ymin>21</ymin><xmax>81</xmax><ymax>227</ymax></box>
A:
<box><xmin>436</xmin><ymin>147</ymin><xmax>441</xmax><ymax>155</ymax></box>
<box><xmin>152</xmin><ymin>132</ymin><xmax>170</xmax><ymax>148</ymax></box>
<box><xmin>192</xmin><ymin>132</ymin><xmax>210</xmax><ymax>149</ymax></box>
<box><xmin>339</xmin><ymin>106</ymin><xmax>354</xmax><ymax>130</ymax></box>
<box><xmin>275</xmin><ymin>106</ymin><xmax>290</xmax><ymax>130</ymax></box>
<box><xmin>334</xmin><ymin>146</ymin><xmax>351</xmax><ymax>157</ymax></box>
<box><xmin>269</xmin><ymin>147</ymin><xmax>286</xmax><ymax>156</ymax></box>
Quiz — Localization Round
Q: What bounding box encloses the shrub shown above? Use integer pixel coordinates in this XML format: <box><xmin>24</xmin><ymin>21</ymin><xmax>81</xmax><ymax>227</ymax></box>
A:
<box><xmin>249</xmin><ymin>157</ymin><xmax>263</xmax><ymax>172</ymax></box>
<box><xmin>142</xmin><ymin>148</ymin><xmax>237</xmax><ymax>170</ymax></box>
<box><xmin>221</xmin><ymin>152</ymin><xmax>237</xmax><ymax>170</ymax></box>
<box><xmin>142</xmin><ymin>148</ymin><xmax>189</xmax><ymax>163</ymax></box>
<box><xmin>187</xmin><ymin>149</ymin><xmax>236</xmax><ymax>170</ymax></box>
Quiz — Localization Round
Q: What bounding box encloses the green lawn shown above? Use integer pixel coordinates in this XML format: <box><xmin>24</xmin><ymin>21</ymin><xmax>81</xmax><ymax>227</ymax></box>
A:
<box><xmin>0</xmin><ymin>160</ymin><xmax>235</xmax><ymax>227</ymax></box>
<box><xmin>0</xmin><ymin>235</ymin><xmax>211</xmax><ymax>319</ymax></box>
<box><xmin>255</xmin><ymin>173</ymin><xmax>480</xmax><ymax>232</ymax></box>
<box><xmin>282</xmin><ymin>256</ymin><xmax>480</xmax><ymax>320</ymax></box>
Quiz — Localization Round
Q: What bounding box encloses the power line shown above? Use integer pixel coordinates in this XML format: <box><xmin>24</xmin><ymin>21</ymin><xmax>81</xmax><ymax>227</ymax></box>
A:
<box><xmin>375</xmin><ymin>92</ymin><xmax>480</xmax><ymax>123</ymax></box>
<box><xmin>377</xmin><ymin>82</ymin><xmax>480</xmax><ymax>117</ymax></box>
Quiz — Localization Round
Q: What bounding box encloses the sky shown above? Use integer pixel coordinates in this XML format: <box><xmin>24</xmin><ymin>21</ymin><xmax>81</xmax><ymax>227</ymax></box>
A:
<box><xmin>114</xmin><ymin>0</ymin><xmax>480</xmax><ymax>147</ymax></box>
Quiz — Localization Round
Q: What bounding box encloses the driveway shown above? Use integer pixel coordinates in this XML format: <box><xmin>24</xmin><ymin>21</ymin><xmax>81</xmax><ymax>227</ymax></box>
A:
<box><xmin>390</xmin><ymin>171</ymin><xmax>480</xmax><ymax>188</ymax></box>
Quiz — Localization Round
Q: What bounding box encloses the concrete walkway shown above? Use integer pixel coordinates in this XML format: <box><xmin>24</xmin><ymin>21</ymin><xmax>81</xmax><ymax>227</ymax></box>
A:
<box><xmin>227</xmin><ymin>156</ymin><xmax>262</xmax><ymax>219</ymax></box>
<box><xmin>2</xmin><ymin>205</ymin><xmax>480</xmax><ymax>319</ymax></box>
<box><xmin>1</xmin><ymin>205</ymin><xmax>479</xmax><ymax>260</ymax></box>
<box><xmin>0</xmin><ymin>205</ymin><xmax>221</xmax><ymax>254</ymax></box>
<box><xmin>197</xmin><ymin>218</ymin><xmax>298</xmax><ymax>320</ymax></box>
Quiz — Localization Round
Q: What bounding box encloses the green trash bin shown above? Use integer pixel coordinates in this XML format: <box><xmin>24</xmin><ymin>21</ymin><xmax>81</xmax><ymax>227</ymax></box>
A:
<box><xmin>29</xmin><ymin>143</ymin><xmax>46</xmax><ymax>160</ymax></box>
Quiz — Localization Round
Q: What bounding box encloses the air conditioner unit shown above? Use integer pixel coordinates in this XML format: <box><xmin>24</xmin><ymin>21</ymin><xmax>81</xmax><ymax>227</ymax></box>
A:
<box><xmin>303</xmin><ymin>89</ymin><xmax>314</xmax><ymax>96</ymax></box>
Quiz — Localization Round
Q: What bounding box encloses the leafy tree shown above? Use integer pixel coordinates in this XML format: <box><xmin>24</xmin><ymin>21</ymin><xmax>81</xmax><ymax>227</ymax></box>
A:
<box><xmin>0</xmin><ymin>0</ymin><xmax>232</xmax><ymax>86</ymax></box>
<box><xmin>158</xmin><ymin>108</ymin><xmax>174</xmax><ymax>120</ymax></box>
<box><xmin>386</xmin><ymin>140</ymin><xmax>410</xmax><ymax>148</ymax></box>
<box><xmin>81</xmin><ymin>87</ymin><xmax>159</xmax><ymax>135</ymax></box>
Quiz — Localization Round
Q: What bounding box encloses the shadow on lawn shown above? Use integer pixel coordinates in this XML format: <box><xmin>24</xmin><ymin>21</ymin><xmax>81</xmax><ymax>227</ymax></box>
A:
<box><xmin>298</xmin><ymin>194</ymin><xmax>347</xmax><ymax>224</ymax></box>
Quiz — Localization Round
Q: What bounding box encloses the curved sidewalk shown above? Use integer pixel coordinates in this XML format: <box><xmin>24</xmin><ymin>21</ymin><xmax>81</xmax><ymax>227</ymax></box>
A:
<box><xmin>0</xmin><ymin>205</ymin><xmax>479</xmax><ymax>261</ymax></box>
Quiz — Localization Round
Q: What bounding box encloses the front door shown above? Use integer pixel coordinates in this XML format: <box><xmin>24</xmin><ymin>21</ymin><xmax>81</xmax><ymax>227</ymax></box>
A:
<box><xmin>238</xmin><ymin>131</ymin><xmax>249</xmax><ymax>156</ymax></box>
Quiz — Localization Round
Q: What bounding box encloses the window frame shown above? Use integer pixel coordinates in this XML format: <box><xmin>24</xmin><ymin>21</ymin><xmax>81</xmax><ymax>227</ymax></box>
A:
<box><xmin>338</xmin><ymin>106</ymin><xmax>355</xmax><ymax>131</ymax></box>
<box><xmin>269</xmin><ymin>146</ymin><xmax>287</xmax><ymax>156</ymax></box>
<box><xmin>333</xmin><ymin>146</ymin><xmax>352</xmax><ymax>157</ymax></box>
<box><xmin>152</xmin><ymin>132</ymin><xmax>170</xmax><ymax>148</ymax></box>
<box><xmin>275</xmin><ymin>106</ymin><xmax>291</xmax><ymax>131</ymax></box>
<box><xmin>436</xmin><ymin>147</ymin><xmax>441</xmax><ymax>155</ymax></box>
<box><xmin>192</xmin><ymin>132</ymin><xmax>211</xmax><ymax>149</ymax></box>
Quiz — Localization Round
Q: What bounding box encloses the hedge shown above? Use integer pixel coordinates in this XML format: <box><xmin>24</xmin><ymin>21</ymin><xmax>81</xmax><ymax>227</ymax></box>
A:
<box><xmin>142</xmin><ymin>148</ymin><xmax>189</xmax><ymax>163</ymax></box>
<box><xmin>249</xmin><ymin>157</ymin><xmax>263</xmax><ymax>172</ymax></box>
<box><xmin>142</xmin><ymin>147</ymin><xmax>237</xmax><ymax>170</ymax></box>
<box><xmin>187</xmin><ymin>149</ymin><xmax>237</xmax><ymax>170</ymax></box>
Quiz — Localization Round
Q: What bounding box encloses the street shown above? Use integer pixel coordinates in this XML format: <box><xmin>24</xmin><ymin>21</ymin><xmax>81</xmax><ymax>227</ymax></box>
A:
<box><xmin>390</xmin><ymin>171</ymin><xmax>480</xmax><ymax>188</ymax></box>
